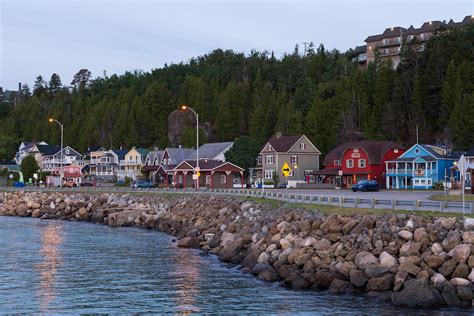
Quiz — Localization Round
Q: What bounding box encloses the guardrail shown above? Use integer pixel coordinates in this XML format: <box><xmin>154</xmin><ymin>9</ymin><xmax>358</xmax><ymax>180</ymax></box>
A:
<box><xmin>0</xmin><ymin>186</ymin><xmax>472</xmax><ymax>214</ymax></box>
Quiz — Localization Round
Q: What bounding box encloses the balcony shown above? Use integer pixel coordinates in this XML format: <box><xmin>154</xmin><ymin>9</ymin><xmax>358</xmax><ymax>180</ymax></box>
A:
<box><xmin>358</xmin><ymin>53</ymin><xmax>367</xmax><ymax>62</ymax></box>
<box><xmin>386</xmin><ymin>169</ymin><xmax>437</xmax><ymax>177</ymax></box>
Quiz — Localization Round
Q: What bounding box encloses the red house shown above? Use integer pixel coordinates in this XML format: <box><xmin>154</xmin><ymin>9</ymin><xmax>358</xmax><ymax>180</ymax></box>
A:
<box><xmin>315</xmin><ymin>141</ymin><xmax>405</xmax><ymax>188</ymax></box>
<box><xmin>173</xmin><ymin>160</ymin><xmax>244</xmax><ymax>189</ymax></box>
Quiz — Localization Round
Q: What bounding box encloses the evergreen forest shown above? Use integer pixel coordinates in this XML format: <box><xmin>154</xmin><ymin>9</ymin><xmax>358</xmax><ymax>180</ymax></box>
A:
<box><xmin>0</xmin><ymin>25</ymin><xmax>473</xmax><ymax>161</ymax></box>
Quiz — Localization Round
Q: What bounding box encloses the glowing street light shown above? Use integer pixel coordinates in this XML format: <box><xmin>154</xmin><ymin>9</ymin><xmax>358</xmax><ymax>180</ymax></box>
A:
<box><xmin>180</xmin><ymin>105</ymin><xmax>199</xmax><ymax>189</ymax></box>
<box><xmin>48</xmin><ymin>118</ymin><xmax>64</xmax><ymax>188</ymax></box>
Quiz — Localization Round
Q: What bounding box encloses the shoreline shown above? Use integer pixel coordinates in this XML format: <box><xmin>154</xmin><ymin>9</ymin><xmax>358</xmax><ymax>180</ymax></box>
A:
<box><xmin>1</xmin><ymin>191</ymin><xmax>473</xmax><ymax>308</ymax></box>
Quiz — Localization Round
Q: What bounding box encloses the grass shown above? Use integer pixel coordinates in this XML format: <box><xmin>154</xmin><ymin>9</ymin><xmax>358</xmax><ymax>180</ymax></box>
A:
<box><xmin>430</xmin><ymin>194</ymin><xmax>474</xmax><ymax>202</ymax></box>
<box><xmin>240</xmin><ymin>195</ymin><xmax>473</xmax><ymax>218</ymax></box>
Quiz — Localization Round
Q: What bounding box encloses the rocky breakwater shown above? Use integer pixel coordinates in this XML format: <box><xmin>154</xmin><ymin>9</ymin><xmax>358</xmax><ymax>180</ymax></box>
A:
<box><xmin>1</xmin><ymin>191</ymin><xmax>474</xmax><ymax>308</ymax></box>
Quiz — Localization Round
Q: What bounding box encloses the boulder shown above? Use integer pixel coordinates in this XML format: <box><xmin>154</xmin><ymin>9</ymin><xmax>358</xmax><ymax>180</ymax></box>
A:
<box><xmin>391</xmin><ymin>279</ymin><xmax>443</xmax><ymax>307</ymax></box>
<box><xmin>314</xmin><ymin>238</ymin><xmax>331</xmax><ymax>250</ymax></box>
<box><xmin>398</xmin><ymin>262</ymin><xmax>421</xmax><ymax>276</ymax></box>
<box><xmin>442</xmin><ymin>282</ymin><xmax>461</xmax><ymax>306</ymax></box>
<box><xmin>442</xmin><ymin>230</ymin><xmax>460</xmax><ymax>251</ymax></box>
<box><xmin>462</xmin><ymin>231</ymin><xmax>474</xmax><ymax>244</ymax></box>
<box><xmin>457</xmin><ymin>286</ymin><xmax>472</xmax><ymax>301</ymax></box>
<box><xmin>354</xmin><ymin>251</ymin><xmax>379</xmax><ymax>270</ymax></box>
<box><xmin>365</xmin><ymin>264</ymin><xmax>389</xmax><ymax>278</ymax></box>
<box><xmin>258</xmin><ymin>268</ymin><xmax>279</xmax><ymax>282</ymax></box>
<box><xmin>413</xmin><ymin>227</ymin><xmax>429</xmax><ymax>245</ymax></box>
<box><xmin>430</xmin><ymin>273</ymin><xmax>446</xmax><ymax>290</ymax></box>
<box><xmin>300</xmin><ymin>237</ymin><xmax>317</xmax><ymax>247</ymax></box>
<box><xmin>329</xmin><ymin>279</ymin><xmax>354</xmax><ymax>294</ymax></box>
<box><xmin>350</xmin><ymin>269</ymin><xmax>368</xmax><ymax>288</ymax></box>
<box><xmin>469</xmin><ymin>268</ymin><xmax>474</xmax><ymax>282</ymax></box>
<box><xmin>291</xmin><ymin>276</ymin><xmax>312</xmax><ymax>290</ymax></box>
<box><xmin>257</xmin><ymin>252</ymin><xmax>270</xmax><ymax>264</ymax></box>
<box><xmin>452</xmin><ymin>244</ymin><xmax>470</xmax><ymax>263</ymax></box>
<box><xmin>451</xmin><ymin>263</ymin><xmax>470</xmax><ymax>279</ymax></box>
<box><xmin>469</xmin><ymin>256</ymin><xmax>474</xmax><ymax>268</ymax></box>
<box><xmin>464</xmin><ymin>218</ymin><xmax>474</xmax><ymax>231</ymax></box>
<box><xmin>393</xmin><ymin>270</ymin><xmax>408</xmax><ymax>291</ymax></box>
<box><xmin>219</xmin><ymin>238</ymin><xmax>244</xmax><ymax>262</ymax></box>
<box><xmin>398</xmin><ymin>230</ymin><xmax>413</xmax><ymax>241</ymax></box>
<box><xmin>350</xmin><ymin>216</ymin><xmax>374</xmax><ymax>234</ymax></box>
<box><xmin>431</xmin><ymin>243</ymin><xmax>443</xmax><ymax>255</ymax></box>
<box><xmin>399</xmin><ymin>241</ymin><xmax>421</xmax><ymax>257</ymax></box>
<box><xmin>379</xmin><ymin>251</ymin><xmax>398</xmax><ymax>269</ymax></box>
<box><xmin>450</xmin><ymin>278</ymin><xmax>471</xmax><ymax>286</ymax></box>
<box><xmin>424</xmin><ymin>255</ymin><xmax>446</xmax><ymax>269</ymax></box>
<box><xmin>438</xmin><ymin>259</ymin><xmax>456</xmax><ymax>277</ymax></box>
<box><xmin>252</xmin><ymin>263</ymin><xmax>272</xmax><ymax>275</ymax></box>
<box><xmin>314</xmin><ymin>271</ymin><xmax>345</xmax><ymax>288</ymax></box>
<box><xmin>437</xmin><ymin>217</ymin><xmax>456</xmax><ymax>230</ymax></box>
<box><xmin>366</xmin><ymin>274</ymin><xmax>393</xmax><ymax>292</ymax></box>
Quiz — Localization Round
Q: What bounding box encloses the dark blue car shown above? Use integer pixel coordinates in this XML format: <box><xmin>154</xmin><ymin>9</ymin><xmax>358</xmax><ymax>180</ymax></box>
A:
<box><xmin>352</xmin><ymin>180</ymin><xmax>379</xmax><ymax>192</ymax></box>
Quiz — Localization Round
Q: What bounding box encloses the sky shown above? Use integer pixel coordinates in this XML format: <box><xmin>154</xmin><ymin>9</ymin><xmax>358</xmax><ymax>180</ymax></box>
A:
<box><xmin>0</xmin><ymin>0</ymin><xmax>472</xmax><ymax>90</ymax></box>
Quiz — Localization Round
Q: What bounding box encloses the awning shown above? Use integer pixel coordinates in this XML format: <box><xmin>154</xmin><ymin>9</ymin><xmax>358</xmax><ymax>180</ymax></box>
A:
<box><xmin>310</xmin><ymin>167</ymin><xmax>341</xmax><ymax>175</ymax></box>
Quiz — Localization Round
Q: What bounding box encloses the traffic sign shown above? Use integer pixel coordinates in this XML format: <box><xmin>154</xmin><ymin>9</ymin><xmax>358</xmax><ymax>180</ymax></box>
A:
<box><xmin>196</xmin><ymin>171</ymin><xmax>201</xmax><ymax>178</ymax></box>
<box><xmin>33</xmin><ymin>173</ymin><xmax>38</xmax><ymax>179</ymax></box>
<box><xmin>282</xmin><ymin>162</ymin><xmax>292</xmax><ymax>177</ymax></box>
<box><xmin>9</xmin><ymin>174</ymin><xmax>13</xmax><ymax>179</ymax></box>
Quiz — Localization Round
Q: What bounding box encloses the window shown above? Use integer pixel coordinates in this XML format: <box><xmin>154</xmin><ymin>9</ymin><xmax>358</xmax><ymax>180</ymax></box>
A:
<box><xmin>220</xmin><ymin>175</ymin><xmax>227</xmax><ymax>184</ymax></box>
<box><xmin>300</xmin><ymin>143</ymin><xmax>306</xmax><ymax>150</ymax></box>
<box><xmin>382</xmin><ymin>38</ymin><xmax>388</xmax><ymax>45</ymax></box>
<box><xmin>346</xmin><ymin>159</ymin><xmax>354</xmax><ymax>168</ymax></box>
<box><xmin>396</xmin><ymin>37</ymin><xmax>401</xmax><ymax>44</ymax></box>
<box><xmin>264</xmin><ymin>170</ymin><xmax>274</xmax><ymax>179</ymax></box>
<box><xmin>353</xmin><ymin>148</ymin><xmax>359</xmax><ymax>153</ymax></box>
<box><xmin>335</xmin><ymin>160</ymin><xmax>341</xmax><ymax>166</ymax></box>
<box><xmin>407</xmin><ymin>35</ymin><xmax>414</xmax><ymax>42</ymax></box>
<box><xmin>291</xmin><ymin>155</ymin><xmax>298</xmax><ymax>164</ymax></box>
<box><xmin>256</xmin><ymin>156</ymin><xmax>262</xmax><ymax>165</ymax></box>
<box><xmin>267</xmin><ymin>144</ymin><xmax>273</xmax><ymax>151</ymax></box>
<box><xmin>206</xmin><ymin>175</ymin><xmax>211</xmax><ymax>184</ymax></box>
<box><xmin>265</xmin><ymin>155</ymin><xmax>274</xmax><ymax>164</ymax></box>
<box><xmin>414</xmin><ymin>148</ymin><xmax>420</xmax><ymax>154</ymax></box>
<box><xmin>358</xmin><ymin>159</ymin><xmax>366</xmax><ymax>168</ymax></box>
<box><xmin>65</xmin><ymin>148</ymin><xmax>70</xmax><ymax>154</ymax></box>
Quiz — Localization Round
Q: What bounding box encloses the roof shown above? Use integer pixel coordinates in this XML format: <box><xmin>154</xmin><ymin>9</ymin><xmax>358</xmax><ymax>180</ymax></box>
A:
<box><xmin>36</xmin><ymin>144</ymin><xmax>61</xmax><ymax>155</ymax></box>
<box><xmin>324</xmin><ymin>140</ymin><xmax>404</xmax><ymax>165</ymax></box>
<box><xmin>0</xmin><ymin>160</ymin><xmax>17</xmax><ymax>166</ymax></box>
<box><xmin>146</xmin><ymin>150</ymin><xmax>164</xmax><ymax>165</ymax></box>
<box><xmin>365</xmin><ymin>27</ymin><xmax>406</xmax><ymax>42</ymax></box>
<box><xmin>135</xmin><ymin>148</ymin><xmax>149</xmax><ymax>157</ymax></box>
<box><xmin>175</xmin><ymin>160</ymin><xmax>244</xmax><ymax>172</ymax></box>
<box><xmin>467</xmin><ymin>146</ymin><xmax>474</xmax><ymax>157</ymax></box>
<box><xmin>166</xmin><ymin>148</ymin><xmax>196</xmax><ymax>165</ymax></box>
<box><xmin>188</xmin><ymin>142</ymin><xmax>234</xmax><ymax>160</ymax></box>
<box><xmin>353</xmin><ymin>45</ymin><xmax>367</xmax><ymax>54</ymax></box>
<box><xmin>311</xmin><ymin>167</ymin><xmax>341</xmax><ymax>175</ymax></box>
<box><xmin>112</xmin><ymin>149</ymin><xmax>128</xmax><ymax>160</ymax></box>
<box><xmin>262</xmin><ymin>135</ymin><xmax>303</xmax><ymax>152</ymax></box>
<box><xmin>86</xmin><ymin>146</ymin><xmax>104</xmax><ymax>152</ymax></box>
<box><xmin>418</xmin><ymin>144</ymin><xmax>461</xmax><ymax>159</ymax></box>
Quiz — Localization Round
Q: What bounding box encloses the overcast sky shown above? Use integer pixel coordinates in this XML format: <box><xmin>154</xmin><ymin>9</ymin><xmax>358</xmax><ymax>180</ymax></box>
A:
<box><xmin>0</xmin><ymin>0</ymin><xmax>472</xmax><ymax>90</ymax></box>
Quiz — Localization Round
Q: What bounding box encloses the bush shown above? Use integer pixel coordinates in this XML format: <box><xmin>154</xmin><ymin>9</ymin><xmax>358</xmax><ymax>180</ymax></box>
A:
<box><xmin>432</xmin><ymin>181</ymin><xmax>444</xmax><ymax>190</ymax></box>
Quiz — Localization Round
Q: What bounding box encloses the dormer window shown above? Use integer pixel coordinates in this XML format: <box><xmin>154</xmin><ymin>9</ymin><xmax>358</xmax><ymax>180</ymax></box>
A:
<box><xmin>414</xmin><ymin>148</ymin><xmax>420</xmax><ymax>154</ymax></box>
<box><xmin>267</xmin><ymin>144</ymin><xmax>272</xmax><ymax>151</ymax></box>
<box><xmin>300</xmin><ymin>143</ymin><xmax>306</xmax><ymax>150</ymax></box>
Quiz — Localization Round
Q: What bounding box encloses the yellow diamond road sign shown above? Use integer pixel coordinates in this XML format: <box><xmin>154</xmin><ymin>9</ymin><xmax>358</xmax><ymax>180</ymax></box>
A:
<box><xmin>282</xmin><ymin>162</ymin><xmax>292</xmax><ymax>177</ymax></box>
<box><xmin>196</xmin><ymin>171</ymin><xmax>201</xmax><ymax>178</ymax></box>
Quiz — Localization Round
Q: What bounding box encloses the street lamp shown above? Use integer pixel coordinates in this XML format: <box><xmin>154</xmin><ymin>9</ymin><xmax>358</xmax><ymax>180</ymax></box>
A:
<box><xmin>294</xmin><ymin>164</ymin><xmax>299</xmax><ymax>183</ymax></box>
<box><xmin>180</xmin><ymin>105</ymin><xmax>199</xmax><ymax>189</ymax></box>
<box><xmin>48</xmin><ymin>118</ymin><xmax>64</xmax><ymax>188</ymax></box>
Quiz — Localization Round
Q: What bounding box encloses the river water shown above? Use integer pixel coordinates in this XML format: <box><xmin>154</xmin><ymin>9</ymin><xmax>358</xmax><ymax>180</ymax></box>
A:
<box><xmin>0</xmin><ymin>217</ymin><xmax>469</xmax><ymax>314</ymax></box>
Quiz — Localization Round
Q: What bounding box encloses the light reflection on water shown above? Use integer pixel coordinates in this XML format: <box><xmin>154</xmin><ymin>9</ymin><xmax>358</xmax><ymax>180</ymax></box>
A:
<box><xmin>0</xmin><ymin>216</ymin><xmax>471</xmax><ymax>315</ymax></box>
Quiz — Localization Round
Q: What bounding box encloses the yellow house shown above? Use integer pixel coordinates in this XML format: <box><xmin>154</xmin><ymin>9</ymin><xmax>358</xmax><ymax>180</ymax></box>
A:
<box><xmin>124</xmin><ymin>147</ymin><xmax>149</xmax><ymax>180</ymax></box>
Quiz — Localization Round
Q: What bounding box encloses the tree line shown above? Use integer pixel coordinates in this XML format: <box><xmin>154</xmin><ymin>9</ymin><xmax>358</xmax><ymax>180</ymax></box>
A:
<box><xmin>0</xmin><ymin>25</ymin><xmax>473</xmax><ymax>162</ymax></box>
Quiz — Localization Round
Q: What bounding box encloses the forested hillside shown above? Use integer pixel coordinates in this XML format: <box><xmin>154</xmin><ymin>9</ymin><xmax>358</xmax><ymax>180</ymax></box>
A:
<box><xmin>0</xmin><ymin>25</ymin><xmax>473</xmax><ymax>160</ymax></box>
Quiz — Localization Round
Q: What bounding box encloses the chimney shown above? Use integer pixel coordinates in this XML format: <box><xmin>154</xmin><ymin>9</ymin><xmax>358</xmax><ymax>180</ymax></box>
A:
<box><xmin>276</xmin><ymin>132</ymin><xmax>283</xmax><ymax>139</ymax></box>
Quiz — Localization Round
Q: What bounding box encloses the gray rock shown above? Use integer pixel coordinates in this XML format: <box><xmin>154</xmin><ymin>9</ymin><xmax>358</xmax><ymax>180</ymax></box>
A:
<box><xmin>365</xmin><ymin>264</ymin><xmax>389</xmax><ymax>278</ymax></box>
<box><xmin>354</xmin><ymin>251</ymin><xmax>379</xmax><ymax>270</ymax></box>
<box><xmin>451</xmin><ymin>263</ymin><xmax>470</xmax><ymax>279</ymax></box>
<box><xmin>350</xmin><ymin>269</ymin><xmax>368</xmax><ymax>288</ymax></box>
<box><xmin>391</xmin><ymin>279</ymin><xmax>443</xmax><ymax>307</ymax></box>
<box><xmin>329</xmin><ymin>279</ymin><xmax>354</xmax><ymax>294</ymax></box>
<box><xmin>258</xmin><ymin>268</ymin><xmax>279</xmax><ymax>282</ymax></box>
<box><xmin>457</xmin><ymin>286</ymin><xmax>472</xmax><ymax>301</ymax></box>
<box><xmin>442</xmin><ymin>282</ymin><xmax>461</xmax><ymax>306</ymax></box>
<box><xmin>438</xmin><ymin>259</ymin><xmax>457</xmax><ymax>277</ymax></box>
<box><xmin>366</xmin><ymin>274</ymin><xmax>393</xmax><ymax>292</ymax></box>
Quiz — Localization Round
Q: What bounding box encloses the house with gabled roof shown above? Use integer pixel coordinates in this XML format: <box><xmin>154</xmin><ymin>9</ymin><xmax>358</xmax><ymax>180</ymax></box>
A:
<box><xmin>32</xmin><ymin>144</ymin><xmax>82</xmax><ymax>172</ymax></box>
<box><xmin>173</xmin><ymin>159</ymin><xmax>244</xmax><ymax>189</ymax></box>
<box><xmin>313</xmin><ymin>140</ymin><xmax>405</xmax><ymax>188</ymax></box>
<box><xmin>87</xmin><ymin>148</ymin><xmax>128</xmax><ymax>180</ymax></box>
<box><xmin>258</xmin><ymin>133</ymin><xmax>321</xmax><ymax>185</ymax></box>
<box><xmin>15</xmin><ymin>141</ymin><xmax>48</xmax><ymax>165</ymax></box>
<box><xmin>124</xmin><ymin>147</ymin><xmax>149</xmax><ymax>180</ymax></box>
<box><xmin>385</xmin><ymin>144</ymin><xmax>462</xmax><ymax>189</ymax></box>
<box><xmin>186</xmin><ymin>141</ymin><xmax>234</xmax><ymax>161</ymax></box>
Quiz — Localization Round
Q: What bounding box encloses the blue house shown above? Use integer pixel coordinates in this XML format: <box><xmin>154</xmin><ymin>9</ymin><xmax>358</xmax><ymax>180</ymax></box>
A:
<box><xmin>385</xmin><ymin>144</ymin><xmax>461</xmax><ymax>189</ymax></box>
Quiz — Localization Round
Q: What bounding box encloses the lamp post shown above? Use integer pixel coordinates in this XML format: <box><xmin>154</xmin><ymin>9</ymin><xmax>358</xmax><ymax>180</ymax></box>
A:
<box><xmin>48</xmin><ymin>118</ymin><xmax>64</xmax><ymax>188</ymax></box>
<box><xmin>180</xmin><ymin>105</ymin><xmax>199</xmax><ymax>190</ymax></box>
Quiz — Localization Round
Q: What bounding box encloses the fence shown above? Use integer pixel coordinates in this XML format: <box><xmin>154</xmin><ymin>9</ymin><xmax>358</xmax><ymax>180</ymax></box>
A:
<box><xmin>1</xmin><ymin>186</ymin><xmax>472</xmax><ymax>214</ymax></box>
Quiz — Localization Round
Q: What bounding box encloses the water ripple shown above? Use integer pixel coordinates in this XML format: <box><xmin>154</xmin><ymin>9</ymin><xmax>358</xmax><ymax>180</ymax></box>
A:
<box><xmin>0</xmin><ymin>217</ymin><xmax>470</xmax><ymax>314</ymax></box>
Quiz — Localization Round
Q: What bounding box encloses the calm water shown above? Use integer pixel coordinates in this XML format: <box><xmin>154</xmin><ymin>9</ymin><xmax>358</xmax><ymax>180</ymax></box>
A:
<box><xmin>0</xmin><ymin>217</ymin><xmax>469</xmax><ymax>314</ymax></box>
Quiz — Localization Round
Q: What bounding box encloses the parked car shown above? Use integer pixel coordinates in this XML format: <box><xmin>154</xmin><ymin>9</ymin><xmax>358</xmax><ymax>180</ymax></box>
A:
<box><xmin>352</xmin><ymin>180</ymin><xmax>379</xmax><ymax>192</ymax></box>
<box><xmin>131</xmin><ymin>180</ymin><xmax>155</xmax><ymax>188</ymax></box>
<box><xmin>80</xmin><ymin>182</ymin><xmax>94</xmax><ymax>187</ymax></box>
